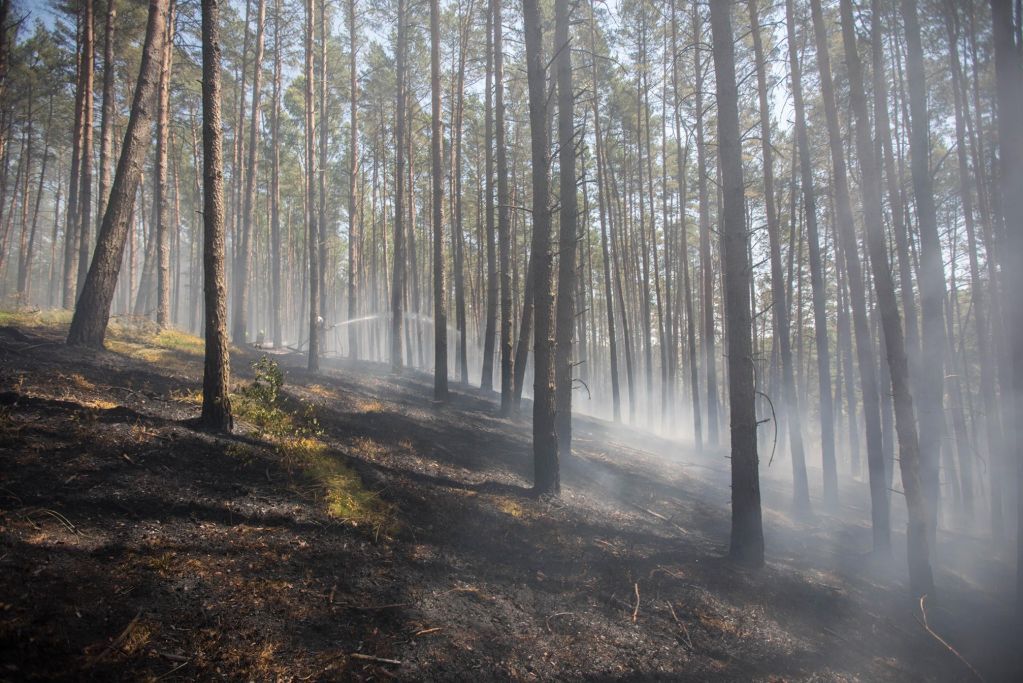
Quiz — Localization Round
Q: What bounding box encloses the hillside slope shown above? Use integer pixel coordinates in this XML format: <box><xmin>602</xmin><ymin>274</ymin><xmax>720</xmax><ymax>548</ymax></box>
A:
<box><xmin>0</xmin><ymin>314</ymin><xmax>1018</xmax><ymax>681</ymax></box>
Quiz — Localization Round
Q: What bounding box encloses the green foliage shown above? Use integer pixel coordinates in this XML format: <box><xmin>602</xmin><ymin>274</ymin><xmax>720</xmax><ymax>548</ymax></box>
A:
<box><xmin>248</xmin><ymin>355</ymin><xmax>285</xmax><ymax>407</ymax></box>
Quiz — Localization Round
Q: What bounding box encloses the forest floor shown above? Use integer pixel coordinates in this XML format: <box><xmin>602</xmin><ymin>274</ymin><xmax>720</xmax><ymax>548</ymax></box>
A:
<box><xmin>0</xmin><ymin>311</ymin><xmax>1020</xmax><ymax>682</ymax></box>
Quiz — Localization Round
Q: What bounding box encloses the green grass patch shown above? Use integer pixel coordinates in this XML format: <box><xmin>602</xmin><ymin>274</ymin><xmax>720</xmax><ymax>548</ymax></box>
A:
<box><xmin>0</xmin><ymin>308</ymin><xmax>73</xmax><ymax>329</ymax></box>
<box><xmin>233</xmin><ymin>356</ymin><xmax>396</xmax><ymax>537</ymax></box>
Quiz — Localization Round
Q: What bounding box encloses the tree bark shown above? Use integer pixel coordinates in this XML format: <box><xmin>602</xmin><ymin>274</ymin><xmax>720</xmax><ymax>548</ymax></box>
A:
<box><xmin>694</xmin><ymin>5</ymin><xmax>719</xmax><ymax>445</ymax></box>
<box><xmin>391</xmin><ymin>0</ymin><xmax>407</xmax><ymax>372</ymax></box>
<box><xmin>901</xmin><ymin>0</ymin><xmax>946</xmax><ymax>543</ymax></box>
<box><xmin>67</xmin><ymin>0</ymin><xmax>168</xmax><ymax>348</ymax></box>
<box><xmin>523</xmin><ymin>0</ymin><xmax>558</xmax><ymax>495</ymax></box>
<box><xmin>233</xmin><ymin>0</ymin><xmax>265</xmax><ymax>343</ymax></box>
<box><xmin>750</xmin><ymin>0</ymin><xmax>811</xmax><ymax>511</ymax></box>
<box><xmin>808</xmin><ymin>0</ymin><xmax>889</xmax><ymax>552</ymax></box>
<box><xmin>199</xmin><ymin>0</ymin><xmax>233</xmax><ymax>431</ymax></box>
<box><xmin>97</xmin><ymin>0</ymin><xmax>116</xmax><ymax>232</ymax></box>
<box><xmin>305</xmin><ymin>0</ymin><xmax>320</xmax><ymax>371</ymax></box>
<box><xmin>430</xmin><ymin>0</ymin><xmax>448</xmax><ymax>400</ymax></box>
<box><xmin>347</xmin><ymin>0</ymin><xmax>360</xmax><ymax>358</ymax></box>
<box><xmin>154</xmin><ymin>0</ymin><xmax>176</xmax><ymax>328</ymax></box>
<box><xmin>841</xmin><ymin>0</ymin><xmax>933</xmax><ymax>595</ymax></box>
<box><xmin>554</xmin><ymin>0</ymin><xmax>577</xmax><ymax>458</ymax></box>
<box><xmin>709</xmin><ymin>0</ymin><xmax>763</xmax><ymax>567</ymax></box>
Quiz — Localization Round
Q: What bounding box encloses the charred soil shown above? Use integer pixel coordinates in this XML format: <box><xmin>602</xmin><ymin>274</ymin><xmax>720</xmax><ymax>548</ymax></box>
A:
<box><xmin>0</xmin><ymin>317</ymin><xmax>1019</xmax><ymax>681</ymax></box>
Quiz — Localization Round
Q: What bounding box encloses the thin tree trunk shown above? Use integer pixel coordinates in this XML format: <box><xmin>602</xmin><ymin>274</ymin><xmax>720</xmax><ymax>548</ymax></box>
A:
<box><xmin>270</xmin><ymin>0</ymin><xmax>282</xmax><ymax>348</ymax></box>
<box><xmin>495</xmin><ymin>0</ymin><xmax>512</xmax><ymax>412</ymax></box>
<box><xmin>97</xmin><ymin>0</ymin><xmax>116</xmax><ymax>230</ymax></box>
<box><xmin>554</xmin><ymin>0</ymin><xmax>577</xmax><ymax>458</ymax></box>
<box><xmin>901</xmin><ymin>0</ymin><xmax>946</xmax><ymax>542</ymax></box>
<box><xmin>694</xmin><ymin>4</ymin><xmax>719</xmax><ymax>445</ymax></box>
<box><xmin>154</xmin><ymin>0</ymin><xmax>175</xmax><ymax>328</ymax></box>
<box><xmin>841</xmin><ymin>0</ymin><xmax>933</xmax><ymax>594</ymax></box>
<box><xmin>348</xmin><ymin>0</ymin><xmax>360</xmax><ymax>358</ymax></box>
<box><xmin>430</xmin><ymin>0</ymin><xmax>448</xmax><ymax>399</ymax></box>
<box><xmin>593</xmin><ymin>0</ymin><xmax>620</xmax><ymax>424</ymax></box>
<box><xmin>76</xmin><ymin>0</ymin><xmax>96</xmax><ymax>300</ymax></box>
<box><xmin>808</xmin><ymin>0</ymin><xmax>889</xmax><ymax>552</ymax></box>
<box><xmin>305</xmin><ymin>0</ymin><xmax>320</xmax><ymax>370</ymax></box>
<box><xmin>391</xmin><ymin>0</ymin><xmax>407</xmax><ymax>371</ymax></box>
<box><xmin>750</xmin><ymin>0</ymin><xmax>811</xmax><ymax>511</ymax></box>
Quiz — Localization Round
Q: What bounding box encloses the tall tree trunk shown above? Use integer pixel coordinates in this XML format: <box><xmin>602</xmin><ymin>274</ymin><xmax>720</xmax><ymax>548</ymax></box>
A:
<box><xmin>523</xmin><ymin>0</ymin><xmax>558</xmax><ymax>495</ymax></box>
<box><xmin>841</xmin><ymin>0</ymin><xmax>933</xmax><ymax>595</ymax></box>
<box><xmin>808</xmin><ymin>0</ymin><xmax>889</xmax><ymax>552</ymax></box>
<box><xmin>62</xmin><ymin>10</ymin><xmax>85</xmax><ymax>309</ymax></box>
<box><xmin>709</xmin><ymin>0</ymin><xmax>763</xmax><ymax>568</ymax></box>
<box><xmin>750</xmin><ymin>0</ymin><xmax>811</xmax><ymax>511</ymax></box>
<box><xmin>786</xmin><ymin>0</ymin><xmax>837</xmax><ymax>510</ymax></box>
<box><xmin>347</xmin><ymin>0</ymin><xmax>360</xmax><ymax>358</ymax></box>
<box><xmin>694</xmin><ymin>4</ymin><xmax>719</xmax><ymax>445</ymax></box>
<box><xmin>451</xmin><ymin>8</ymin><xmax>470</xmax><ymax>385</ymax></box>
<box><xmin>670</xmin><ymin>0</ymin><xmax>698</xmax><ymax>446</ymax></box>
<box><xmin>199</xmin><ymin>0</ymin><xmax>233</xmax><ymax>431</ymax></box>
<box><xmin>154</xmin><ymin>0</ymin><xmax>176</xmax><ymax>328</ymax></box>
<box><xmin>305</xmin><ymin>0</ymin><xmax>320</xmax><ymax>371</ymax></box>
<box><xmin>232</xmin><ymin>0</ymin><xmax>265</xmax><ymax>343</ymax></box>
<box><xmin>496</xmin><ymin>0</ymin><xmax>513</xmax><ymax>412</ymax></box>
<box><xmin>554</xmin><ymin>0</ymin><xmax>577</xmax><ymax>458</ymax></box>
<box><xmin>391</xmin><ymin>0</ymin><xmax>407</xmax><ymax>371</ymax></box>
<box><xmin>593</xmin><ymin>0</ymin><xmax>620</xmax><ymax>424</ymax></box>
<box><xmin>480</xmin><ymin>0</ymin><xmax>497</xmax><ymax>391</ymax></box>
<box><xmin>430</xmin><ymin>0</ymin><xmax>448</xmax><ymax>399</ymax></box>
<box><xmin>989</xmin><ymin>0</ymin><xmax>1023</xmax><ymax>614</ymax></box>
<box><xmin>901</xmin><ymin>0</ymin><xmax>946</xmax><ymax>542</ymax></box>
<box><xmin>77</xmin><ymin>0</ymin><xmax>96</xmax><ymax>300</ymax></box>
<box><xmin>67</xmin><ymin>0</ymin><xmax>169</xmax><ymax>347</ymax></box>
<box><xmin>270</xmin><ymin>0</ymin><xmax>282</xmax><ymax>348</ymax></box>
<box><xmin>97</xmin><ymin>0</ymin><xmax>116</xmax><ymax>230</ymax></box>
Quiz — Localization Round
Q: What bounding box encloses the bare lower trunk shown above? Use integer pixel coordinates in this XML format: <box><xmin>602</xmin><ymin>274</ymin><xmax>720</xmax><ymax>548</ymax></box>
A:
<box><xmin>199</xmin><ymin>0</ymin><xmax>232</xmax><ymax>431</ymax></box>
<box><xmin>710</xmin><ymin>0</ymin><xmax>763</xmax><ymax>567</ymax></box>
<box><xmin>523</xmin><ymin>0</ymin><xmax>558</xmax><ymax>496</ymax></box>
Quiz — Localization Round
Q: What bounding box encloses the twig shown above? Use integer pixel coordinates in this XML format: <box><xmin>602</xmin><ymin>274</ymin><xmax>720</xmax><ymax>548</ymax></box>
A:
<box><xmin>155</xmin><ymin>657</ymin><xmax>192</xmax><ymax>680</ymax></box>
<box><xmin>350</xmin><ymin>653</ymin><xmax>402</xmax><ymax>666</ymax></box>
<box><xmin>346</xmin><ymin>602</ymin><xmax>410</xmax><ymax>611</ymax></box>
<box><xmin>155</xmin><ymin>651</ymin><xmax>190</xmax><ymax>663</ymax></box>
<box><xmin>86</xmin><ymin>610</ymin><xmax>142</xmax><ymax>667</ymax></box>
<box><xmin>918</xmin><ymin>595</ymin><xmax>985</xmax><ymax>682</ymax></box>
<box><xmin>666</xmin><ymin>601</ymin><xmax>694</xmax><ymax>650</ymax></box>
<box><xmin>414</xmin><ymin>627</ymin><xmax>443</xmax><ymax>637</ymax></box>
<box><xmin>625</xmin><ymin>501</ymin><xmax>688</xmax><ymax>536</ymax></box>
<box><xmin>632</xmin><ymin>583</ymin><xmax>640</xmax><ymax>623</ymax></box>
<box><xmin>26</xmin><ymin>507</ymin><xmax>83</xmax><ymax>536</ymax></box>
<box><xmin>545</xmin><ymin>612</ymin><xmax>575</xmax><ymax>632</ymax></box>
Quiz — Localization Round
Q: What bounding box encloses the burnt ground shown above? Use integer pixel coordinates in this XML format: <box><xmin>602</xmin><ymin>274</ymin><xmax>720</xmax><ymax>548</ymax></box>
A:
<box><xmin>0</xmin><ymin>317</ymin><xmax>1020</xmax><ymax>682</ymax></box>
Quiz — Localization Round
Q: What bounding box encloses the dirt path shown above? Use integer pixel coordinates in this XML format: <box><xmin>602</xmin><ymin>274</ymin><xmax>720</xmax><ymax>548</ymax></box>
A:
<box><xmin>0</xmin><ymin>320</ymin><xmax>1018</xmax><ymax>681</ymax></box>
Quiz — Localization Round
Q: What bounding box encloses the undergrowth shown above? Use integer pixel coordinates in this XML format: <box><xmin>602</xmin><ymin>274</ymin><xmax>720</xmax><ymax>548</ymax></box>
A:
<box><xmin>233</xmin><ymin>356</ymin><xmax>395</xmax><ymax>537</ymax></box>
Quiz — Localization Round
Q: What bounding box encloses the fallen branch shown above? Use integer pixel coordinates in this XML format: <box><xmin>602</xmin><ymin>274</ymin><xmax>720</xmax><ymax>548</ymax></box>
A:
<box><xmin>86</xmin><ymin>610</ymin><xmax>142</xmax><ymax>667</ymax></box>
<box><xmin>346</xmin><ymin>602</ymin><xmax>410</xmax><ymax>611</ymax></box>
<box><xmin>155</xmin><ymin>651</ymin><xmax>190</xmax><ymax>663</ymax></box>
<box><xmin>350</xmin><ymin>653</ymin><xmax>402</xmax><ymax>666</ymax></box>
<box><xmin>625</xmin><ymin>501</ymin><xmax>689</xmax><ymax>536</ymax></box>
<box><xmin>414</xmin><ymin>627</ymin><xmax>443</xmax><ymax>637</ymax></box>
<box><xmin>545</xmin><ymin>612</ymin><xmax>575</xmax><ymax>632</ymax></box>
<box><xmin>632</xmin><ymin>583</ymin><xmax>640</xmax><ymax>623</ymax></box>
<box><xmin>918</xmin><ymin>595</ymin><xmax>985</xmax><ymax>682</ymax></box>
<box><xmin>666</xmin><ymin>601</ymin><xmax>694</xmax><ymax>650</ymax></box>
